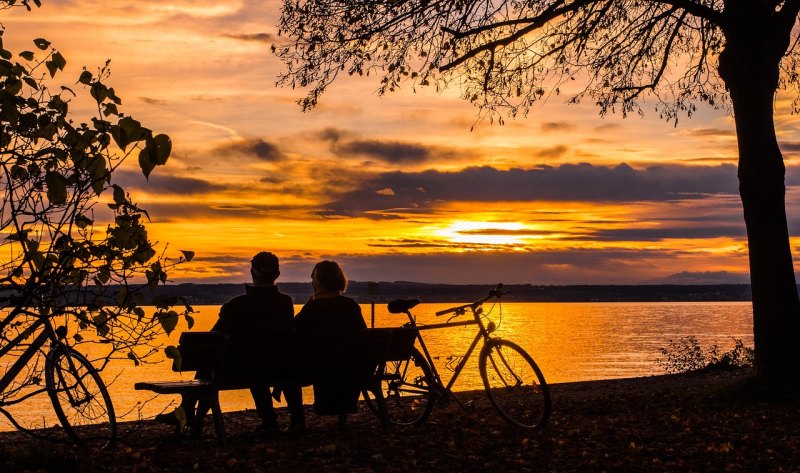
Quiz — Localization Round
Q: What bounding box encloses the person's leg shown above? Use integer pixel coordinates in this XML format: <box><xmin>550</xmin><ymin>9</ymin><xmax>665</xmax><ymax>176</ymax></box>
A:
<box><xmin>251</xmin><ymin>385</ymin><xmax>278</xmax><ymax>428</ymax></box>
<box><xmin>283</xmin><ymin>384</ymin><xmax>306</xmax><ymax>429</ymax></box>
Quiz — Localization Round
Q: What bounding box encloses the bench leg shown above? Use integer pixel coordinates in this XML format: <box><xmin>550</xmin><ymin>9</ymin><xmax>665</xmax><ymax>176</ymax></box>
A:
<box><xmin>208</xmin><ymin>390</ymin><xmax>226</xmax><ymax>446</ymax></box>
<box><xmin>366</xmin><ymin>382</ymin><xmax>390</xmax><ymax>430</ymax></box>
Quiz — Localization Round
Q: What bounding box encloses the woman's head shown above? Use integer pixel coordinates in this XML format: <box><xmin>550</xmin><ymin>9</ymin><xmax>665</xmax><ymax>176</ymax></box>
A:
<box><xmin>311</xmin><ymin>260</ymin><xmax>348</xmax><ymax>293</ymax></box>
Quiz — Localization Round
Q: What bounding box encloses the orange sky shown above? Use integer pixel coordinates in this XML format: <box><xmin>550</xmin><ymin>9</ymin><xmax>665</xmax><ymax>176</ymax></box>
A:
<box><xmin>5</xmin><ymin>1</ymin><xmax>800</xmax><ymax>285</ymax></box>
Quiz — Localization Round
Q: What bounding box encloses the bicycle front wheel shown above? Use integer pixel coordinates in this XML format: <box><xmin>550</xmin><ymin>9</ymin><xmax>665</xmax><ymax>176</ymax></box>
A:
<box><xmin>479</xmin><ymin>339</ymin><xmax>550</xmax><ymax>428</ymax></box>
<box><xmin>365</xmin><ymin>347</ymin><xmax>435</xmax><ymax>426</ymax></box>
<box><xmin>45</xmin><ymin>346</ymin><xmax>116</xmax><ymax>447</ymax></box>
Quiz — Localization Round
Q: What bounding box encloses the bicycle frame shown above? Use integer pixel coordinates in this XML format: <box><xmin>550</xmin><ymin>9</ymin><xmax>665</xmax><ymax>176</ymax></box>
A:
<box><xmin>0</xmin><ymin>317</ymin><xmax>55</xmax><ymax>399</ymax></box>
<box><xmin>401</xmin><ymin>300</ymin><xmax>497</xmax><ymax>412</ymax></box>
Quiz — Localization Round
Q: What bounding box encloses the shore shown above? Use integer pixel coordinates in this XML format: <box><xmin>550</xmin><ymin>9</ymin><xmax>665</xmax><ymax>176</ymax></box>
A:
<box><xmin>1</xmin><ymin>368</ymin><xmax>797</xmax><ymax>472</ymax></box>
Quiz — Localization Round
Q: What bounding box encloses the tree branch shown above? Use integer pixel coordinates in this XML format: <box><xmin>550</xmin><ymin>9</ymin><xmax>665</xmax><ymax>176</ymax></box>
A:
<box><xmin>440</xmin><ymin>0</ymin><xmax>598</xmax><ymax>72</ymax></box>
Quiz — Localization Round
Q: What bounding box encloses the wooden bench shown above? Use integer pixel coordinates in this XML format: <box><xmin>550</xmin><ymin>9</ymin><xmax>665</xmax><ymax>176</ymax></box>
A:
<box><xmin>135</xmin><ymin>328</ymin><xmax>417</xmax><ymax>445</ymax></box>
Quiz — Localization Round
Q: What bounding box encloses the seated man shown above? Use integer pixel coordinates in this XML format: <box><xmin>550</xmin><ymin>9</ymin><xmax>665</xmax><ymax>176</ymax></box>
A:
<box><xmin>186</xmin><ymin>252</ymin><xmax>305</xmax><ymax>433</ymax></box>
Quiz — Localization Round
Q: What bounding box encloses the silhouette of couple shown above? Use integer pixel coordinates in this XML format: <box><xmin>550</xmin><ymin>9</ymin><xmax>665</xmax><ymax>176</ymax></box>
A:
<box><xmin>186</xmin><ymin>252</ymin><xmax>367</xmax><ymax>435</ymax></box>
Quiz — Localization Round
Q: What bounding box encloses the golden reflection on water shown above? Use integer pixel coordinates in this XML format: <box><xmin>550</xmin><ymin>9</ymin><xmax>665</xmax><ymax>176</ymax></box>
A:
<box><xmin>1</xmin><ymin>301</ymin><xmax>752</xmax><ymax>431</ymax></box>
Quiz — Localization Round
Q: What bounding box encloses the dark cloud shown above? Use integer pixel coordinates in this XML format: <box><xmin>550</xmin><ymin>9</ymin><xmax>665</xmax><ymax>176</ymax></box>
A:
<box><xmin>289</xmin><ymin>248</ymin><xmax>706</xmax><ymax>285</ymax></box>
<box><xmin>780</xmin><ymin>141</ymin><xmax>800</xmax><ymax>153</ymax></box>
<box><xmin>139</xmin><ymin>97</ymin><xmax>167</xmax><ymax>105</ymax></box>
<box><xmin>688</xmin><ymin>128</ymin><xmax>735</xmax><ymax>137</ymax></box>
<box><xmin>541</xmin><ymin>122</ymin><xmax>575</xmax><ymax>132</ymax></box>
<box><xmin>337</xmin><ymin>139</ymin><xmax>432</xmax><ymax>164</ymax></box>
<box><xmin>135</xmin><ymin>202</ymin><xmax>316</xmax><ymax>222</ymax></box>
<box><xmin>590</xmin><ymin>226</ymin><xmax>746</xmax><ymax>242</ymax></box>
<box><xmin>457</xmin><ymin>229</ymin><xmax>558</xmax><ymax>237</ymax></box>
<box><xmin>535</xmin><ymin>145</ymin><xmax>569</xmax><ymax>158</ymax></box>
<box><xmin>224</xmin><ymin>33</ymin><xmax>275</xmax><ymax>43</ymax></box>
<box><xmin>317</xmin><ymin>127</ymin><xmax>345</xmax><ymax>143</ymax></box>
<box><xmin>113</xmin><ymin>170</ymin><xmax>224</xmax><ymax>195</ymax></box>
<box><xmin>215</xmin><ymin>139</ymin><xmax>285</xmax><ymax>162</ymax></box>
<box><xmin>322</xmin><ymin>163</ymin><xmax>739</xmax><ymax>217</ymax></box>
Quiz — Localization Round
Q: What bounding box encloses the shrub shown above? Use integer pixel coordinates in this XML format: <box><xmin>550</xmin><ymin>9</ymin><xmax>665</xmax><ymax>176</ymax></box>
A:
<box><xmin>658</xmin><ymin>337</ymin><xmax>754</xmax><ymax>374</ymax></box>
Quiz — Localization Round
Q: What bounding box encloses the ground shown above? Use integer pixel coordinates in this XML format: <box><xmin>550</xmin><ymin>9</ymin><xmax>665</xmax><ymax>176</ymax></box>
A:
<box><xmin>1</xmin><ymin>369</ymin><xmax>798</xmax><ymax>472</ymax></box>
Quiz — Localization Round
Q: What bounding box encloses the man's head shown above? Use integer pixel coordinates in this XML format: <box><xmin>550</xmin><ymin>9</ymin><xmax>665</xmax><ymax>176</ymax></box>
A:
<box><xmin>250</xmin><ymin>252</ymin><xmax>280</xmax><ymax>285</ymax></box>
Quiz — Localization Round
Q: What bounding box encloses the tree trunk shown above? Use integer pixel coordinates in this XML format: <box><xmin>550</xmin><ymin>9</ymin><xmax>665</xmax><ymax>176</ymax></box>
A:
<box><xmin>719</xmin><ymin>21</ymin><xmax>800</xmax><ymax>380</ymax></box>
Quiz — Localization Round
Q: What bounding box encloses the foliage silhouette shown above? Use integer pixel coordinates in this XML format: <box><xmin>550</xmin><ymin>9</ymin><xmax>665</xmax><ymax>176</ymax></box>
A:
<box><xmin>0</xmin><ymin>0</ymin><xmax>191</xmax><ymax>431</ymax></box>
<box><xmin>275</xmin><ymin>0</ymin><xmax>800</xmax><ymax>380</ymax></box>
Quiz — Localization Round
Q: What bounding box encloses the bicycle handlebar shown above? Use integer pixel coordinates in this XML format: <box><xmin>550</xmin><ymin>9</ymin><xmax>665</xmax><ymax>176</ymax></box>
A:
<box><xmin>435</xmin><ymin>284</ymin><xmax>505</xmax><ymax>317</ymax></box>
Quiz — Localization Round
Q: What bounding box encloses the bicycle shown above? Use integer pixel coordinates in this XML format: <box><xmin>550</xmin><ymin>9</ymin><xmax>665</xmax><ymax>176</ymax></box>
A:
<box><xmin>0</xmin><ymin>313</ymin><xmax>116</xmax><ymax>447</ymax></box>
<box><xmin>365</xmin><ymin>284</ymin><xmax>550</xmax><ymax>429</ymax></box>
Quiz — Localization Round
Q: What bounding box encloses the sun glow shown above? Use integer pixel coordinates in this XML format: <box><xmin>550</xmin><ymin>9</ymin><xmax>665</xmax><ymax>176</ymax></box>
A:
<box><xmin>436</xmin><ymin>221</ymin><xmax>530</xmax><ymax>246</ymax></box>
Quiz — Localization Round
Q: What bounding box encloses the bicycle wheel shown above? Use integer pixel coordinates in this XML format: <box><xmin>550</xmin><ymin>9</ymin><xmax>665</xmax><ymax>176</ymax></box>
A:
<box><xmin>363</xmin><ymin>347</ymin><xmax>435</xmax><ymax>426</ymax></box>
<box><xmin>45</xmin><ymin>346</ymin><xmax>116</xmax><ymax>447</ymax></box>
<box><xmin>479</xmin><ymin>339</ymin><xmax>550</xmax><ymax>428</ymax></box>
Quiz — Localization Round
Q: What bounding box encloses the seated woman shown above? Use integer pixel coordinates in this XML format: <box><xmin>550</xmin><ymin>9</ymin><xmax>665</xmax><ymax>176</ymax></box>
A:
<box><xmin>293</xmin><ymin>260</ymin><xmax>367</xmax><ymax>426</ymax></box>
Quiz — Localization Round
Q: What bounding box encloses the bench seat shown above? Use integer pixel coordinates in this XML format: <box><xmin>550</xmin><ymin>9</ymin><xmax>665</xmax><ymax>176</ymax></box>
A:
<box><xmin>135</xmin><ymin>328</ymin><xmax>417</xmax><ymax>445</ymax></box>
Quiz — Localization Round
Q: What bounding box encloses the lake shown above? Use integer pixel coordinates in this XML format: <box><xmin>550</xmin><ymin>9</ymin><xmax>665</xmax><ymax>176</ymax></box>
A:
<box><xmin>0</xmin><ymin>301</ymin><xmax>753</xmax><ymax>431</ymax></box>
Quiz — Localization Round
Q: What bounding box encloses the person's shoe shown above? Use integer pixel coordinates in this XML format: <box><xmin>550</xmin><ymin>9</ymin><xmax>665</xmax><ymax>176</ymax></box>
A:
<box><xmin>337</xmin><ymin>414</ymin><xmax>348</xmax><ymax>431</ymax></box>
<box><xmin>155</xmin><ymin>407</ymin><xmax>187</xmax><ymax>430</ymax></box>
<box><xmin>284</xmin><ymin>421</ymin><xmax>307</xmax><ymax>435</ymax></box>
<box><xmin>254</xmin><ymin>421</ymin><xmax>281</xmax><ymax>435</ymax></box>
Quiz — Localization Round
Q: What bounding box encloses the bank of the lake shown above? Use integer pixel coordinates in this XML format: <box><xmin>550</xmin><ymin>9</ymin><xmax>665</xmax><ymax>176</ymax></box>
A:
<box><xmin>2</xmin><ymin>368</ymin><xmax>797</xmax><ymax>472</ymax></box>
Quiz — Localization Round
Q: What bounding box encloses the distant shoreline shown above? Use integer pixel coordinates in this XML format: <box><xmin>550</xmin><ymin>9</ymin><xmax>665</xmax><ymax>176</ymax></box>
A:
<box><xmin>145</xmin><ymin>282</ymin><xmax>754</xmax><ymax>305</ymax></box>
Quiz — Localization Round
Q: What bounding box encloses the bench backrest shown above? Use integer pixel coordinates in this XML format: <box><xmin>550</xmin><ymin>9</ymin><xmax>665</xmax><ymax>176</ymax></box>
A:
<box><xmin>175</xmin><ymin>328</ymin><xmax>417</xmax><ymax>388</ymax></box>
<box><xmin>174</xmin><ymin>331</ymin><xmax>229</xmax><ymax>375</ymax></box>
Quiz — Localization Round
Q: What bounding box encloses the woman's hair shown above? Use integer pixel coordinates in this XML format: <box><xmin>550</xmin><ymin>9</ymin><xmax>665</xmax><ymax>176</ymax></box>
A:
<box><xmin>312</xmin><ymin>260</ymin><xmax>348</xmax><ymax>293</ymax></box>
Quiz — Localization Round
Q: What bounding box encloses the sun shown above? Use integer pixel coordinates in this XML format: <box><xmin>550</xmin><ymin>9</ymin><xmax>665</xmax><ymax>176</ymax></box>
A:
<box><xmin>436</xmin><ymin>221</ymin><xmax>529</xmax><ymax>246</ymax></box>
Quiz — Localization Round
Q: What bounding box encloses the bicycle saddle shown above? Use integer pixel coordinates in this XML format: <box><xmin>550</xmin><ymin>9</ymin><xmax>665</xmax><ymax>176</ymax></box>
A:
<box><xmin>388</xmin><ymin>299</ymin><xmax>420</xmax><ymax>314</ymax></box>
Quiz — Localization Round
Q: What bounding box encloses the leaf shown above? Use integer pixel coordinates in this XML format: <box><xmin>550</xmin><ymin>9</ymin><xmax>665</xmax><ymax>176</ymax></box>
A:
<box><xmin>185</xmin><ymin>314</ymin><xmax>195</xmax><ymax>330</ymax></box>
<box><xmin>165</xmin><ymin>345</ymin><xmax>182</xmax><ymax>370</ymax></box>
<box><xmin>23</xmin><ymin>77</ymin><xmax>38</xmax><ymax>90</ymax></box>
<box><xmin>157</xmin><ymin>310</ymin><xmax>179</xmax><ymax>335</ymax></box>
<box><xmin>112</xmin><ymin>184</ymin><xmax>126</xmax><ymax>205</ymax></box>
<box><xmin>19</xmin><ymin>51</ymin><xmax>34</xmax><ymax>61</ymax></box>
<box><xmin>0</xmin><ymin>49</ymin><xmax>12</xmax><ymax>60</ymax></box>
<box><xmin>33</xmin><ymin>38</ymin><xmax>51</xmax><ymax>50</ymax></box>
<box><xmin>180</xmin><ymin>250</ymin><xmax>195</xmax><ymax>262</ymax></box>
<box><xmin>78</xmin><ymin>70</ymin><xmax>92</xmax><ymax>84</ymax></box>
<box><xmin>45</xmin><ymin>171</ymin><xmax>68</xmax><ymax>205</ymax></box>
<box><xmin>75</xmin><ymin>214</ymin><xmax>93</xmax><ymax>229</ymax></box>
<box><xmin>52</xmin><ymin>51</ymin><xmax>66</xmax><ymax>70</ymax></box>
<box><xmin>138</xmin><ymin>148</ymin><xmax>156</xmax><ymax>178</ymax></box>
<box><xmin>151</xmin><ymin>134</ymin><xmax>171</xmax><ymax>165</ymax></box>
<box><xmin>45</xmin><ymin>60</ymin><xmax>57</xmax><ymax>78</ymax></box>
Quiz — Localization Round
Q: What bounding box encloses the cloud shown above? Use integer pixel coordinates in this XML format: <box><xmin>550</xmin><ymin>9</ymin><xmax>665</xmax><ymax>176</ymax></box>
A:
<box><xmin>113</xmin><ymin>170</ymin><xmax>225</xmax><ymax>195</ymax></box>
<box><xmin>541</xmin><ymin>122</ymin><xmax>575</xmax><ymax>132</ymax></box>
<box><xmin>223</xmin><ymin>33</ymin><xmax>275</xmax><ymax>43</ymax></box>
<box><xmin>336</xmin><ymin>139</ymin><xmax>433</xmax><ymax>164</ymax></box>
<box><xmin>688</xmin><ymin>128</ymin><xmax>735</xmax><ymax>138</ymax></box>
<box><xmin>322</xmin><ymin>163</ymin><xmax>739</xmax><ymax>217</ymax></box>
<box><xmin>140</xmin><ymin>97</ymin><xmax>168</xmax><ymax>105</ymax></box>
<box><xmin>535</xmin><ymin>145</ymin><xmax>569</xmax><ymax>158</ymax></box>
<box><xmin>302</xmin><ymin>248</ymin><xmax>718</xmax><ymax>285</ymax></box>
<box><xmin>780</xmin><ymin>141</ymin><xmax>800</xmax><ymax>153</ymax></box>
<box><xmin>215</xmin><ymin>138</ymin><xmax>285</xmax><ymax>161</ymax></box>
<box><xmin>590</xmin><ymin>226</ymin><xmax>746</xmax><ymax>241</ymax></box>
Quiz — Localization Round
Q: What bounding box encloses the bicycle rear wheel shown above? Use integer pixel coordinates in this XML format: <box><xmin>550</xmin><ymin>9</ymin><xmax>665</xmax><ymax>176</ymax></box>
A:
<box><xmin>45</xmin><ymin>346</ymin><xmax>116</xmax><ymax>447</ymax></box>
<box><xmin>363</xmin><ymin>347</ymin><xmax>435</xmax><ymax>426</ymax></box>
<box><xmin>479</xmin><ymin>339</ymin><xmax>550</xmax><ymax>428</ymax></box>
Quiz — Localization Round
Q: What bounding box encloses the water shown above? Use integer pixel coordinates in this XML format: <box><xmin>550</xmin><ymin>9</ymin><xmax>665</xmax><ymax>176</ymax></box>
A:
<box><xmin>0</xmin><ymin>301</ymin><xmax>752</xmax><ymax>431</ymax></box>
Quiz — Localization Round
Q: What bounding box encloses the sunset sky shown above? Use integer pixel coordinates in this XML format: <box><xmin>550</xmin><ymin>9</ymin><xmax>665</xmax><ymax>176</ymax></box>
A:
<box><xmin>5</xmin><ymin>1</ymin><xmax>800</xmax><ymax>285</ymax></box>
